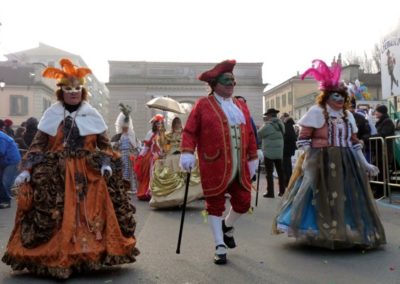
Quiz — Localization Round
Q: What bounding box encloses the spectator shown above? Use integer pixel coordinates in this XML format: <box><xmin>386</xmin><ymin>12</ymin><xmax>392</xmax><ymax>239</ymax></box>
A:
<box><xmin>371</xmin><ymin>105</ymin><xmax>395</xmax><ymax>198</ymax></box>
<box><xmin>0</xmin><ymin>131</ymin><xmax>21</xmax><ymax>209</ymax></box>
<box><xmin>258</xmin><ymin>108</ymin><xmax>286</xmax><ymax>197</ymax></box>
<box><xmin>281</xmin><ymin>113</ymin><xmax>297</xmax><ymax>187</ymax></box>
<box><xmin>4</xmin><ymin>119</ymin><xmax>15</xmax><ymax>138</ymax></box>
<box><xmin>14</xmin><ymin>127</ymin><xmax>28</xmax><ymax>155</ymax></box>
<box><xmin>0</xmin><ymin>119</ymin><xmax>4</xmax><ymax>132</ymax></box>
<box><xmin>349</xmin><ymin>98</ymin><xmax>371</xmax><ymax>147</ymax></box>
<box><xmin>23</xmin><ymin>117</ymin><xmax>38</xmax><ymax>147</ymax></box>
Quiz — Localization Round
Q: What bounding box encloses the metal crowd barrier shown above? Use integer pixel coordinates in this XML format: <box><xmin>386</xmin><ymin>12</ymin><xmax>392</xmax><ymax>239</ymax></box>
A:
<box><xmin>367</xmin><ymin>135</ymin><xmax>400</xmax><ymax>204</ymax></box>
<box><xmin>384</xmin><ymin>135</ymin><xmax>400</xmax><ymax>204</ymax></box>
<box><xmin>367</xmin><ymin>137</ymin><xmax>387</xmax><ymax>199</ymax></box>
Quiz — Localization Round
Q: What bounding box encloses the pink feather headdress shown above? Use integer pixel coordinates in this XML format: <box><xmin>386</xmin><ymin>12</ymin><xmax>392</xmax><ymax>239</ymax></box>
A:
<box><xmin>301</xmin><ymin>59</ymin><xmax>342</xmax><ymax>91</ymax></box>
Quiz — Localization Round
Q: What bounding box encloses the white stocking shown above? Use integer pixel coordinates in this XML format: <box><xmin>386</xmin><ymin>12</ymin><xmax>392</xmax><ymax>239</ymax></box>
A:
<box><xmin>208</xmin><ymin>215</ymin><xmax>224</xmax><ymax>246</ymax></box>
<box><xmin>224</xmin><ymin>207</ymin><xmax>242</xmax><ymax>227</ymax></box>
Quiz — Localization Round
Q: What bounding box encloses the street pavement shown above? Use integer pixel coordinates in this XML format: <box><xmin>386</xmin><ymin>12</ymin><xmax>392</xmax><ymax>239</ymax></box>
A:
<box><xmin>0</xmin><ymin>178</ymin><xmax>399</xmax><ymax>284</ymax></box>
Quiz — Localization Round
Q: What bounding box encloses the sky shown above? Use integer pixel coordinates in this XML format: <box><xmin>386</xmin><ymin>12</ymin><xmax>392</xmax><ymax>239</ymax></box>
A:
<box><xmin>0</xmin><ymin>0</ymin><xmax>399</xmax><ymax>89</ymax></box>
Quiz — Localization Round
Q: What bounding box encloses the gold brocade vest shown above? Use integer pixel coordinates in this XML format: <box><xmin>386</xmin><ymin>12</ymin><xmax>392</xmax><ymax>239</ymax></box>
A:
<box><xmin>228</xmin><ymin>124</ymin><xmax>241</xmax><ymax>184</ymax></box>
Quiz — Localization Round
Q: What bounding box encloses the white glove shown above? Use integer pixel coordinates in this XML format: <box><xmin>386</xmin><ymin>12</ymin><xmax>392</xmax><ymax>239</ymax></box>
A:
<box><xmin>257</xmin><ymin>149</ymin><xmax>264</xmax><ymax>161</ymax></box>
<box><xmin>179</xmin><ymin>153</ymin><xmax>196</xmax><ymax>172</ymax></box>
<box><xmin>139</xmin><ymin>146</ymin><xmax>149</xmax><ymax>157</ymax></box>
<box><xmin>300</xmin><ymin>144</ymin><xmax>310</xmax><ymax>153</ymax></box>
<box><xmin>15</xmin><ymin>170</ymin><xmax>31</xmax><ymax>186</ymax></box>
<box><xmin>101</xmin><ymin>165</ymin><xmax>112</xmax><ymax>176</ymax></box>
<box><xmin>248</xmin><ymin>159</ymin><xmax>258</xmax><ymax>178</ymax></box>
<box><xmin>355</xmin><ymin>148</ymin><xmax>379</xmax><ymax>176</ymax></box>
<box><xmin>367</xmin><ymin>109</ymin><xmax>377</xmax><ymax>135</ymax></box>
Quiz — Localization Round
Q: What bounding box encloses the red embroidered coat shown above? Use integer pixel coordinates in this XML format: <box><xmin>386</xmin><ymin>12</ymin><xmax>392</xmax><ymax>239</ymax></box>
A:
<box><xmin>181</xmin><ymin>95</ymin><xmax>258</xmax><ymax>197</ymax></box>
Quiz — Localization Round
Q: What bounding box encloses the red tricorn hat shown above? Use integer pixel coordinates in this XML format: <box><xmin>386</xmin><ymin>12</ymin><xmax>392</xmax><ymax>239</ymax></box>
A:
<box><xmin>198</xmin><ymin>60</ymin><xmax>236</xmax><ymax>83</ymax></box>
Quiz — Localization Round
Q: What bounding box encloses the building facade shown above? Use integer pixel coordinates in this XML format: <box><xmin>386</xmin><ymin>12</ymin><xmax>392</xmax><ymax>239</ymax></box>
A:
<box><xmin>107</xmin><ymin>61</ymin><xmax>265</xmax><ymax>139</ymax></box>
<box><xmin>0</xmin><ymin>61</ymin><xmax>54</xmax><ymax>125</ymax></box>
<box><xmin>5</xmin><ymin>43</ymin><xmax>110</xmax><ymax>122</ymax></box>
<box><xmin>263</xmin><ymin>76</ymin><xmax>317</xmax><ymax>120</ymax></box>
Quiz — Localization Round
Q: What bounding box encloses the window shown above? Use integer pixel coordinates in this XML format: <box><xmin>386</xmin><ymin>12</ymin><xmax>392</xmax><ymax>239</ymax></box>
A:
<box><xmin>265</xmin><ymin>100</ymin><xmax>269</xmax><ymax>109</ymax></box>
<box><xmin>275</xmin><ymin>96</ymin><xmax>280</xmax><ymax>109</ymax></box>
<box><xmin>288</xmin><ymin>91</ymin><xmax>293</xmax><ymax>104</ymax></box>
<box><xmin>43</xmin><ymin>98</ymin><xmax>51</xmax><ymax>113</ymax></box>
<box><xmin>270</xmin><ymin>99</ymin><xmax>275</xmax><ymax>108</ymax></box>
<box><xmin>282</xmin><ymin>94</ymin><xmax>287</xmax><ymax>107</ymax></box>
<box><xmin>10</xmin><ymin>95</ymin><xmax>28</xmax><ymax>116</ymax></box>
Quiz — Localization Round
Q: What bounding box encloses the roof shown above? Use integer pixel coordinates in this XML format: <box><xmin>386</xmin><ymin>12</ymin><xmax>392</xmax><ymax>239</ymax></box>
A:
<box><xmin>0</xmin><ymin>62</ymin><xmax>53</xmax><ymax>92</ymax></box>
<box><xmin>264</xmin><ymin>75</ymin><xmax>315</xmax><ymax>95</ymax></box>
<box><xmin>5</xmin><ymin>43</ymin><xmax>77</xmax><ymax>59</ymax></box>
<box><xmin>0</xmin><ymin>62</ymin><xmax>36</xmax><ymax>85</ymax></box>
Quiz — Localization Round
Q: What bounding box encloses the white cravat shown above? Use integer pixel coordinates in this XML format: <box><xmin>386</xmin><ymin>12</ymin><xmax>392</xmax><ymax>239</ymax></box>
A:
<box><xmin>214</xmin><ymin>94</ymin><xmax>246</xmax><ymax>126</ymax></box>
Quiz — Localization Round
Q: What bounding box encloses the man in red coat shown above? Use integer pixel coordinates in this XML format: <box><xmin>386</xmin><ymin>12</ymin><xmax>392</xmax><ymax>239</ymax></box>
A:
<box><xmin>180</xmin><ymin>60</ymin><xmax>261</xmax><ymax>264</ymax></box>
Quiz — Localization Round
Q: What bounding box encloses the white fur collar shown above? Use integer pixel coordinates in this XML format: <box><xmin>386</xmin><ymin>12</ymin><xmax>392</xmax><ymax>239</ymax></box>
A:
<box><xmin>298</xmin><ymin>105</ymin><xmax>358</xmax><ymax>133</ymax></box>
<box><xmin>38</xmin><ymin>101</ymin><xmax>108</xmax><ymax>136</ymax></box>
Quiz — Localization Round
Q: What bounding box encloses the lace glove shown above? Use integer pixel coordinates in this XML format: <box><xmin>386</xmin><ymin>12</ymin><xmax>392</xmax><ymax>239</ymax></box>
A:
<box><xmin>248</xmin><ymin>159</ymin><xmax>258</xmax><ymax>178</ymax></box>
<box><xmin>354</xmin><ymin>147</ymin><xmax>379</xmax><ymax>176</ymax></box>
<box><xmin>15</xmin><ymin>170</ymin><xmax>31</xmax><ymax>186</ymax></box>
<box><xmin>257</xmin><ymin>149</ymin><xmax>264</xmax><ymax>161</ymax></box>
<box><xmin>101</xmin><ymin>165</ymin><xmax>112</xmax><ymax>176</ymax></box>
<box><xmin>179</xmin><ymin>153</ymin><xmax>196</xmax><ymax>172</ymax></box>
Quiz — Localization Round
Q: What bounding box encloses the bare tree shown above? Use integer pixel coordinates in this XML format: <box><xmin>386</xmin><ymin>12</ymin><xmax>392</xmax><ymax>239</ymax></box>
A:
<box><xmin>343</xmin><ymin>49</ymin><xmax>380</xmax><ymax>73</ymax></box>
<box><xmin>372</xmin><ymin>42</ymin><xmax>383</xmax><ymax>72</ymax></box>
<box><xmin>343</xmin><ymin>51</ymin><xmax>362</xmax><ymax>66</ymax></box>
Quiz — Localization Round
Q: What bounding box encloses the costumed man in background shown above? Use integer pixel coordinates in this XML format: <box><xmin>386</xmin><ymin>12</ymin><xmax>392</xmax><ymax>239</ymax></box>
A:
<box><xmin>111</xmin><ymin>103</ymin><xmax>140</xmax><ymax>194</ymax></box>
<box><xmin>135</xmin><ymin>114</ymin><xmax>164</xmax><ymax>201</ymax></box>
<box><xmin>2</xmin><ymin>59</ymin><xmax>139</xmax><ymax>279</ymax></box>
<box><xmin>180</xmin><ymin>60</ymin><xmax>262</xmax><ymax>264</ymax></box>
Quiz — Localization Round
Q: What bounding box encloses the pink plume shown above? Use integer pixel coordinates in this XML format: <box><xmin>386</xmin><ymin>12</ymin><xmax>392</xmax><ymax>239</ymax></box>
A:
<box><xmin>301</xmin><ymin>59</ymin><xmax>342</xmax><ymax>90</ymax></box>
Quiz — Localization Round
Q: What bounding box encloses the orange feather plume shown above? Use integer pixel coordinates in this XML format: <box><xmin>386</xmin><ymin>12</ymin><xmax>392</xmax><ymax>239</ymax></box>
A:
<box><xmin>76</xmin><ymin>68</ymin><xmax>92</xmax><ymax>78</ymax></box>
<box><xmin>42</xmin><ymin>67</ymin><xmax>67</xmax><ymax>80</ymax></box>
<box><xmin>60</xmin><ymin>58</ymin><xmax>76</xmax><ymax>76</ymax></box>
<box><xmin>42</xmin><ymin>58</ymin><xmax>92</xmax><ymax>82</ymax></box>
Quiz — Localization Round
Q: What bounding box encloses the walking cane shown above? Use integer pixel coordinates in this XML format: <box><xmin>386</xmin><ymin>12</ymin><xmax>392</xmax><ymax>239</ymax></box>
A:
<box><xmin>255</xmin><ymin>161</ymin><xmax>261</xmax><ymax>207</ymax></box>
<box><xmin>176</xmin><ymin>169</ymin><xmax>191</xmax><ymax>254</ymax></box>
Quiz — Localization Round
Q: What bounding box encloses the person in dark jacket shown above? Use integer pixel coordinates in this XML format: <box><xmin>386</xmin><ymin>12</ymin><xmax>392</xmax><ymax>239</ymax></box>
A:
<box><xmin>371</xmin><ymin>105</ymin><xmax>395</xmax><ymax>198</ymax></box>
<box><xmin>14</xmin><ymin>127</ymin><xmax>28</xmax><ymax>156</ymax></box>
<box><xmin>280</xmin><ymin>113</ymin><xmax>297</xmax><ymax>187</ymax></box>
<box><xmin>350</xmin><ymin>98</ymin><xmax>371</xmax><ymax>146</ymax></box>
<box><xmin>0</xmin><ymin>119</ymin><xmax>4</xmax><ymax>132</ymax></box>
<box><xmin>0</xmin><ymin>131</ymin><xmax>21</xmax><ymax>208</ymax></box>
<box><xmin>22</xmin><ymin>117</ymin><xmax>38</xmax><ymax>147</ymax></box>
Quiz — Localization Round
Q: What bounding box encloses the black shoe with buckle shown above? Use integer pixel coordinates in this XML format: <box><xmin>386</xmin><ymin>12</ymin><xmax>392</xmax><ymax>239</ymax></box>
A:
<box><xmin>214</xmin><ymin>244</ymin><xmax>227</xmax><ymax>265</ymax></box>
<box><xmin>0</xmin><ymin>202</ymin><xmax>11</xmax><ymax>209</ymax></box>
<box><xmin>222</xmin><ymin>220</ymin><xmax>236</xmax><ymax>249</ymax></box>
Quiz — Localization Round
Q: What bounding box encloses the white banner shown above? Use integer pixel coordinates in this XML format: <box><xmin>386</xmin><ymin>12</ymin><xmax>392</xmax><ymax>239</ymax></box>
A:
<box><xmin>381</xmin><ymin>37</ymin><xmax>400</xmax><ymax>99</ymax></box>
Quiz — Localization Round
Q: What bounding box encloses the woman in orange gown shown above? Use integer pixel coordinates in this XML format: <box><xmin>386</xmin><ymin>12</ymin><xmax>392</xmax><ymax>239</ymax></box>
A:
<box><xmin>2</xmin><ymin>59</ymin><xmax>139</xmax><ymax>279</ymax></box>
<box><xmin>134</xmin><ymin>115</ymin><xmax>163</xmax><ymax>201</ymax></box>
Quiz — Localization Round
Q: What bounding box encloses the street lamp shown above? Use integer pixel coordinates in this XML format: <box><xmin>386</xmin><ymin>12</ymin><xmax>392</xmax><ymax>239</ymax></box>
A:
<box><xmin>0</xmin><ymin>80</ymin><xmax>5</xmax><ymax>91</ymax></box>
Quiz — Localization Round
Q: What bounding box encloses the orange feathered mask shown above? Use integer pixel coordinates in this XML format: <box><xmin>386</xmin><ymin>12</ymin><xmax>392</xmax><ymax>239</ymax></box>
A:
<box><xmin>42</xmin><ymin>58</ymin><xmax>92</xmax><ymax>86</ymax></box>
